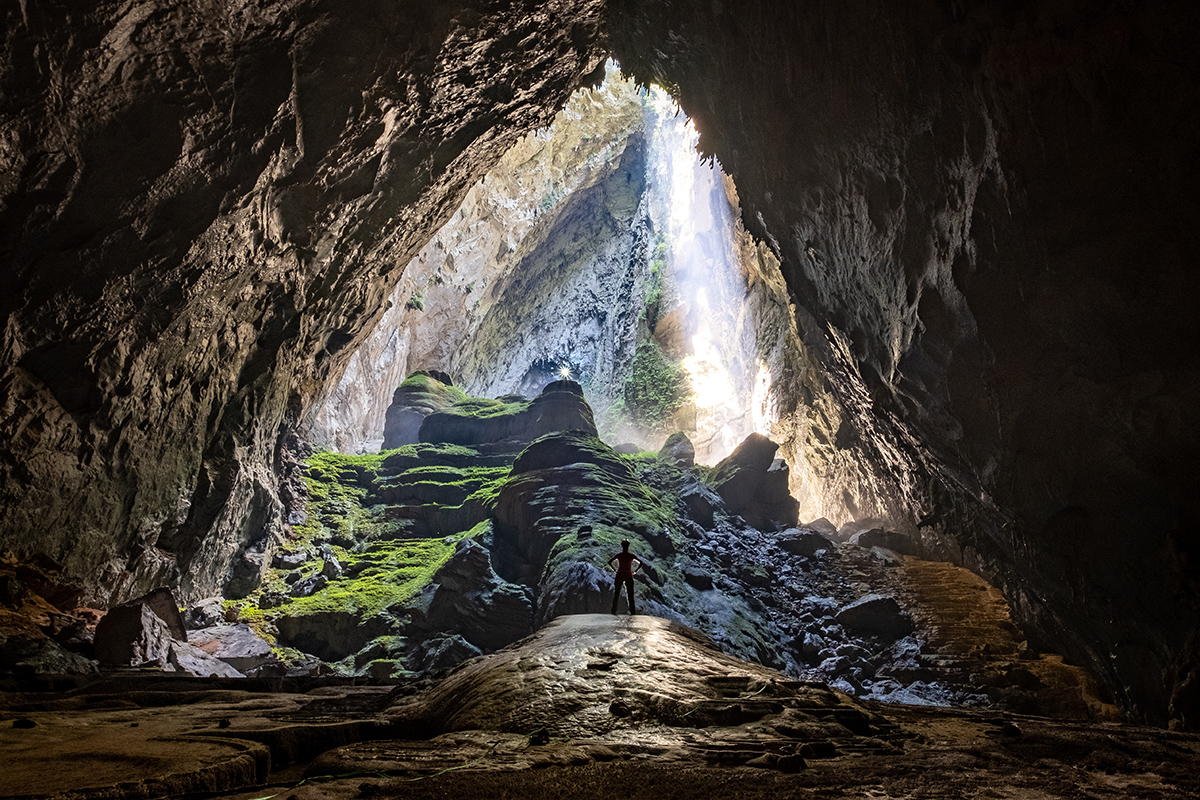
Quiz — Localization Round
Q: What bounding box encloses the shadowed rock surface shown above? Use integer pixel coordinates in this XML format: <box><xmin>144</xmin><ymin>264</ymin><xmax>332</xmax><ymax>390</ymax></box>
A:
<box><xmin>0</xmin><ymin>0</ymin><xmax>1197</xmax><ymax>733</ymax></box>
<box><xmin>3</xmin><ymin>619</ymin><xmax>1195</xmax><ymax>799</ymax></box>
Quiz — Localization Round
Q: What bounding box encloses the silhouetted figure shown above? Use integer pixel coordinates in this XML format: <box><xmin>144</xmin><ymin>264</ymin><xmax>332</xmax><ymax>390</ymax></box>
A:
<box><xmin>608</xmin><ymin>539</ymin><xmax>643</xmax><ymax>615</ymax></box>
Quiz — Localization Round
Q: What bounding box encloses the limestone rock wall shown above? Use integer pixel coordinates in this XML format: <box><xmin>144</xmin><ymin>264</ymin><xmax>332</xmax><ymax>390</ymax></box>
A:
<box><xmin>610</xmin><ymin>0</ymin><xmax>1200</xmax><ymax>724</ymax></box>
<box><xmin>0</xmin><ymin>0</ymin><xmax>608</xmax><ymax>605</ymax></box>
<box><xmin>309</xmin><ymin>71</ymin><xmax>648</xmax><ymax>453</ymax></box>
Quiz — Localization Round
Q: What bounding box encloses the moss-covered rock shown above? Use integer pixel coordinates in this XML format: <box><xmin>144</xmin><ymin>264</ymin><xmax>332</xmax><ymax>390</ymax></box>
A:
<box><xmin>382</xmin><ymin>371</ymin><xmax>469</xmax><ymax>449</ymax></box>
<box><xmin>419</xmin><ymin>379</ymin><xmax>597</xmax><ymax>446</ymax></box>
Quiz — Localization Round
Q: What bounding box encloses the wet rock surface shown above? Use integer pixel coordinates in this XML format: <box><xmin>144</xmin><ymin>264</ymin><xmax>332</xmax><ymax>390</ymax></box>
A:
<box><xmin>1</xmin><ymin>621</ymin><xmax>1196</xmax><ymax>800</ymax></box>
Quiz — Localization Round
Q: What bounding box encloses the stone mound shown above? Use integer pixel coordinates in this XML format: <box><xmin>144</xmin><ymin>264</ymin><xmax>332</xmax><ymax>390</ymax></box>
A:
<box><xmin>418</xmin><ymin>379</ymin><xmax>597</xmax><ymax>447</ymax></box>
<box><xmin>390</xmin><ymin>613</ymin><xmax>882</xmax><ymax>740</ymax></box>
<box><xmin>382</xmin><ymin>371</ymin><xmax>468</xmax><ymax>449</ymax></box>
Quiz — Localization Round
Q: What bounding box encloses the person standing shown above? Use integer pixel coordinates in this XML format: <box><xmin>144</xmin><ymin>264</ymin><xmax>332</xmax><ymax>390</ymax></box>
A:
<box><xmin>608</xmin><ymin>539</ymin><xmax>643</xmax><ymax>615</ymax></box>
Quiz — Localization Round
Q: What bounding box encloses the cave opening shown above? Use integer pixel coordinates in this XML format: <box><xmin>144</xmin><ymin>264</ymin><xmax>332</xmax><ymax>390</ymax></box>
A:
<box><xmin>309</xmin><ymin>63</ymin><xmax>795</xmax><ymax>474</ymax></box>
<box><xmin>3</xmin><ymin>1</ymin><xmax>1200</xmax><ymax>794</ymax></box>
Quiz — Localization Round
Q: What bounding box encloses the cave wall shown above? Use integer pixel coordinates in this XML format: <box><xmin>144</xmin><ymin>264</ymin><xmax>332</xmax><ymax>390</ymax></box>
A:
<box><xmin>1</xmin><ymin>0</ymin><xmax>1197</xmax><ymax>726</ymax></box>
<box><xmin>0</xmin><ymin>0</ymin><xmax>607</xmax><ymax>605</ymax></box>
<box><xmin>610</xmin><ymin>0</ymin><xmax>1200</xmax><ymax>724</ymax></box>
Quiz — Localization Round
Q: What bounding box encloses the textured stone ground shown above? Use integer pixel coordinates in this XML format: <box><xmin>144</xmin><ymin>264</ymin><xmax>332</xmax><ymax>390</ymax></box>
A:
<box><xmin>4</xmin><ymin>615</ymin><xmax>1198</xmax><ymax>799</ymax></box>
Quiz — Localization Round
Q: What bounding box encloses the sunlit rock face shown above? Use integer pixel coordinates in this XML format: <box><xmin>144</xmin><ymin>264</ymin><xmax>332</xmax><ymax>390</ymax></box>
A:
<box><xmin>611</xmin><ymin>0</ymin><xmax>1200</xmax><ymax>725</ymax></box>
<box><xmin>0</xmin><ymin>0</ymin><xmax>607</xmax><ymax>605</ymax></box>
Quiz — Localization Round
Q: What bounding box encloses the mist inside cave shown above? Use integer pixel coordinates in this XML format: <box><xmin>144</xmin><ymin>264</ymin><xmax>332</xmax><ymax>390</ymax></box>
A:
<box><xmin>310</xmin><ymin>64</ymin><xmax>782</xmax><ymax>471</ymax></box>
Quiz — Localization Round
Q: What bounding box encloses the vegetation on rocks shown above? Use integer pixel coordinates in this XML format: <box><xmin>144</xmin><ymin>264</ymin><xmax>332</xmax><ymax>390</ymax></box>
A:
<box><xmin>624</xmin><ymin>341</ymin><xmax>691</xmax><ymax>430</ymax></box>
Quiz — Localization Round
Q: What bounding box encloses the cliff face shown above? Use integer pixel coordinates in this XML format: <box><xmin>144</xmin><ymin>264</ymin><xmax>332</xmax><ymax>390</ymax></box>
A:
<box><xmin>0</xmin><ymin>0</ymin><xmax>607</xmax><ymax>604</ymax></box>
<box><xmin>610</xmin><ymin>0</ymin><xmax>1200</xmax><ymax>724</ymax></box>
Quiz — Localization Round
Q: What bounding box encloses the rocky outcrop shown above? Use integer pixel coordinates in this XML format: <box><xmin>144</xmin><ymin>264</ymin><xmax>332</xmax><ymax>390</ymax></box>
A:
<box><xmin>419</xmin><ymin>379</ymin><xmax>597</xmax><ymax>447</ymax></box>
<box><xmin>658</xmin><ymin>432</ymin><xmax>696</xmax><ymax>467</ymax></box>
<box><xmin>425</xmin><ymin>539</ymin><xmax>534</xmax><ymax>652</ymax></box>
<box><xmin>381</xmin><ymin>371</ymin><xmax>466</xmax><ymax>450</ymax></box>
<box><xmin>707</xmin><ymin>433</ymin><xmax>800</xmax><ymax>530</ymax></box>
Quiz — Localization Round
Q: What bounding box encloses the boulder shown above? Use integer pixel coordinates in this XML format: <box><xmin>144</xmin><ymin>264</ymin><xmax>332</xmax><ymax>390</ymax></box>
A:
<box><xmin>707</xmin><ymin>433</ymin><xmax>799</xmax><ymax>530</ymax></box>
<box><xmin>190</xmin><ymin>623</ymin><xmax>274</xmax><ymax>673</ymax></box>
<box><xmin>682</xmin><ymin>565</ymin><xmax>713</xmax><ymax>591</ymax></box>
<box><xmin>425</xmin><ymin>539</ymin><xmax>534</xmax><ymax>653</ymax></box>
<box><xmin>290</xmin><ymin>574</ymin><xmax>328</xmax><ymax>597</ymax></box>
<box><xmin>136</xmin><ymin>587</ymin><xmax>188</xmax><ymax>640</ymax></box>
<box><xmin>850</xmin><ymin>528</ymin><xmax>920</xmax><ymax>557</ymax></box>
<box><xmin>320</xmin><ymin>553</ymin><xmax>343</xmax><ymax>580</ymax></box>
<box><xmin>835</xmin><ymin>517</ymin><xmax>889</xmax><ymax>544</ymax></box>
<box><xmin>834</xmin><ymin>594</ymin><xmax>914</xmax><ymax>640</ymax></box>
<box><xmin>679</xmin><ymin>479</ymin><xmax>721</xmax><ymax>527</ymax></box>
<box><xmin>183</xmin><ymin>598</ymin><xmax>226</xmax><ymax>630</ymax></box>
<box><xmin>382</xmin><ymin>371</ymin><xmax>468</xmax><ymax>449</ymax></box>
<box><xmin>272</xmin><ymin>550</ymin><xmax>310</xmax><ymax>570</ymax></box>
<box><xmin>166</xmin><ymin>640</ymin><xmax>245</xmax><ymax>678</ymax></box>
<box><xmin>776</xmin><ymin>528</ymin><xmax>833</xmax><ymax>558</ymax></box>
<box><xmin>613</xmin><ymin>443</ymin><xmax>642</xmax><ymax>455</ymax></box>
<box><xmin>409</xmin><ymin>634</ymin><xmax>483</xmax><ymax>674</ymax></box>
<box><xmin>658</xmin><ymin>431</ymin><xmax>695</xmax><ymax>467</ymax></box>
<box><xmin>802</xmin><ymin>517</ymin><xmax>839</xmax><ymax>538</ymax></box>
<box><xmin>94</xmin><ymin>603</ymin><xmax>174</xmax><ymax>667</ymax></box>
<box><xmin>0</xmin><ymin>632</ymin><xmax>98</xmax><ymax>675</ymax></box>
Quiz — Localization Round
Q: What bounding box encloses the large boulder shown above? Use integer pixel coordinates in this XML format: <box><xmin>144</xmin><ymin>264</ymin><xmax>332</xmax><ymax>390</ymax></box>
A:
<box><xmin>834</xmin><ymin>595</ymin><xmax>914</xmax><ymax>640</ymax></box>
<box><xmin>190</xmin><ymin>623</ymin><xmax>275</xmax><ymax>673</ymax></box>
<box><xmin>707</xmin><ymin>434</ymin><xmax>799</xmax><ymax>530</ymax></box>
<box><xmin>849</xmin><ymin>528</ymin><xmax>921</xmax><ymax>557</ymax></box>
<box><xmin>658</xmin><ymin>431</ymin><xmax>696</xmax><ymax>467</ymax></box>
<box><xmin>94</xmin><ymin>603</ymin><xmax>174</xmax><ymax>667</ymax></box>
<box><xmin>382</xmin><ymin>371</ymin><xmax>468</xmax><ymax>449</ymax></box>
<box><xmin>94</xmin><ymin>587</ymin><xmax>191</xmax><ymax>667</ymax></box>
<box><xmin>776</xmin><ymin>528</ymin><xmax>834</xmax><ymax>558</ymax></box>
<box><xmin>423</xmin><ymin>539</ymin><xmax>534</xmax><ymax>653</ymax></box>
<box><xmin>166</xmin><ymin>640</ymin><xmax>245</xmax><ymax>678</ymax></box>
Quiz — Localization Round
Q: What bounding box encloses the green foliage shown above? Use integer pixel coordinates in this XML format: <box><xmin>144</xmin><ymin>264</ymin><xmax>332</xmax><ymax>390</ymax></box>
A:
<box><xmin>624</xmin><ymin>342</ymin><xmax>691</xmax><ymax>431</ymax></box>
<box><xmin>406</xmin><ymin>292</ymin><xmax>424</xmax><ymax>310</ymax></box>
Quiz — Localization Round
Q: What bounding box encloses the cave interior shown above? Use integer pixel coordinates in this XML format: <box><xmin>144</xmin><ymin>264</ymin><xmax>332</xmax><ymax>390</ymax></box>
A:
<box><xmin>1</xmin><ymin>0</ymin><xmax>1199</xmax><ymax>797</ymax></box>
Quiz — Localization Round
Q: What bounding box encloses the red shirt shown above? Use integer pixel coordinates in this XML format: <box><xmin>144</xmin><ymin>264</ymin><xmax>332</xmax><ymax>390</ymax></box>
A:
<box><xmin>612</xmin><ymin>552</ymin><xmax>637</xmax><ymax>579</ymax></box>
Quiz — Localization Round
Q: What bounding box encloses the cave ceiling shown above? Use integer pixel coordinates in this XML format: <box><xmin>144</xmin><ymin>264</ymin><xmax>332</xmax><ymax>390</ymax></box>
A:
<box><xmin>1</xmin><ymin>0</ymin><xmax>1198</xmax><ymax>725</ymax></box>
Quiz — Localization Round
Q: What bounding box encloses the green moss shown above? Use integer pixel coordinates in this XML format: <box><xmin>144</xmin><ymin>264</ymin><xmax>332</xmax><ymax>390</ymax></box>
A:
<box><xmin>624</xmin><ymin>341</ymin><xmax>691</xmax><ymax>431</ymax></box>
<box><xmin>441</xmin><ymin>397</ymin><xmax>529</xmax><ymax>420</ymax></box>
<box><xmin>395</xmin><ymin>372</ymin><xmax>467</xmax><ymax>401</ymax></box>
<box><xmin>285</xmin><ymin>534</ymin><xmax>466</xmax><ymax>618</ymax></box>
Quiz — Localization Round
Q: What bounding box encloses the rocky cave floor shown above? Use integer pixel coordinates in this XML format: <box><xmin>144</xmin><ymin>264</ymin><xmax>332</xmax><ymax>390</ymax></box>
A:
<box><xmin>2</xmin><ymin>616</ymin><xmax>1199</xmax><ymax>800</ymax></box>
